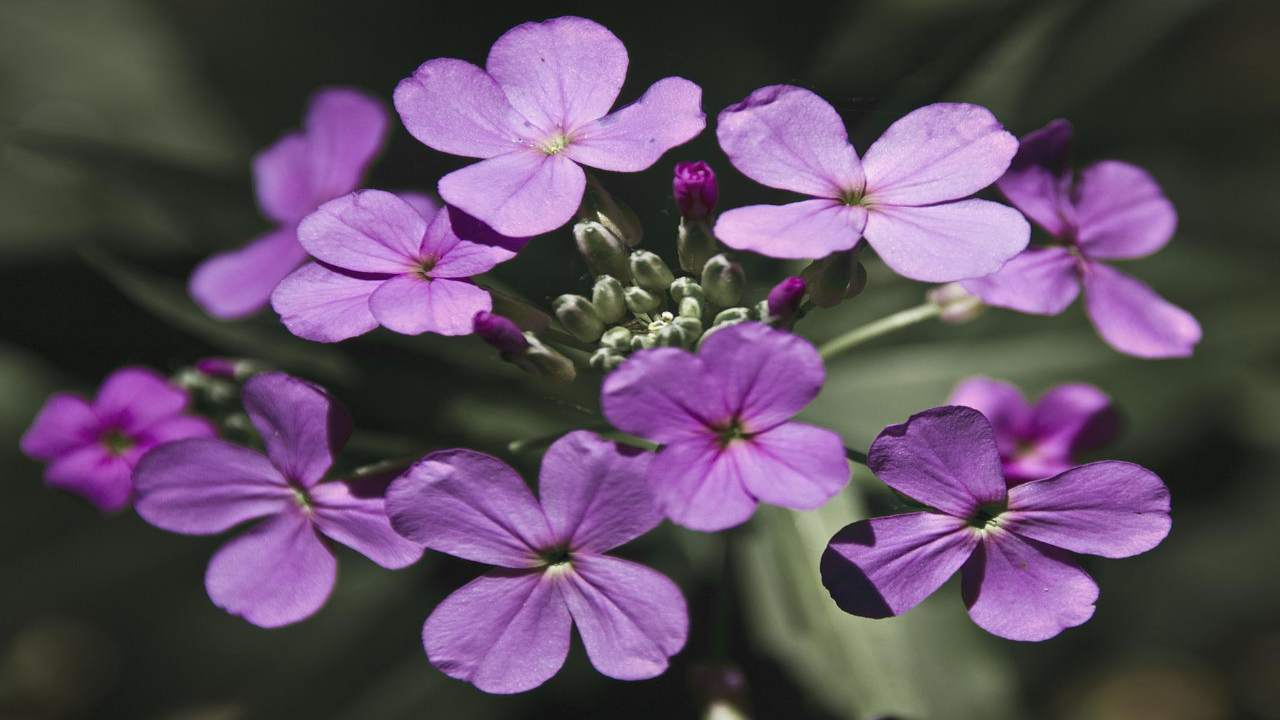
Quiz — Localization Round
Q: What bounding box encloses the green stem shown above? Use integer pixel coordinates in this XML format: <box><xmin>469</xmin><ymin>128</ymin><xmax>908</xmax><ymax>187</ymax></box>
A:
<box><xmin>817</xmin><ymin>301</ymin><xmax>940</xmax><ymax>360</ymax></box>
<box><xmin>508</xmin><ymin>423</ymin><xmax>611</xmax><ymax>454</ymax></box>
<box><xmin>844</xmin><ymin>446</ymin><xmax>869</xmax><ymax>466</ymax></box>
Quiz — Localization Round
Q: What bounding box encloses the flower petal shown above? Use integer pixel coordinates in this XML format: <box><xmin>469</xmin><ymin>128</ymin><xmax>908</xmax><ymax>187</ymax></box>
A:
<box><xmin>393</xmin><ymin>58</ymin><xmax>534</xmax><ymax>158</ymax></box>
<box><xmin>133</xmin><ymin>415</ymin><xmax>216</xmax><ymax>447</ymax></box>
<box><xmin>714</xmin><ymin>200</ymin><xmax>866</xmax><ymax>260</ymax></box>
<box><xmin>821</xmin><ymin>512</ymin><xmax>977</xmax><ymax>618</ymax></box>
<box><xmin>863</xmin><ymin>199</ymin><xmax>1030</xmax><ymax>282</ymax></box>
<box><xmin>423</xmin><ymin>569</ymin><xmax>571</xmax><ymax>694</ymax></box>
<box><xmin>45</xmin><ymin>444</ymin><xmax>134</xmax><ymax>512</ymax></box>
<box><xmin>418</xmin><ymin>206</ymin><xmax>517</xmax><ymax>278</ymax></box>
<box><xmin>133</xmin><ymin>438</ymin><xmax>292</xmax><ymax>534</ymax></box>
<box><xmin>297</xmin><ymin>190</ymin><xmax>425</xmax><ymax>273</ymax></box>
<box><xmin>715</xmin><ymin>85</ymin><xmax>864</xmax><ymax>197</ymax></box>
<box><xmin>538</xmin><ymin>431</ymin><xmax>659</xmax><ymax>553</ymax></box>
<box><xmin>868</xmin><ymin>406</ymin><xmax>1006</xmax><ymax>518</ymax></box>
<box><xmin>205</xmin><ymin>511</ymin><xmax>336</xmax><ymax>628</ymax></box>
<box><xmin>271</xmin><ymin>263</ymin><xmax>381</xmax><ymax>343</ymax></box>
<box><xmin>1074</xmin><ymin>160</ymin><xmax>1177</xmax><ymax>260</ymax></box>
<box><xmin>566</xmin><ymin>77</ymin><xmax>705</xmax><ymax>172</ymax></box>
<box><xmin>397</xmin><ymin>191</ymin><xmax>440</xmax><ymax>221</ymax></box>
<box><xmin>189</xmin><ymin>226</ymin><xmax>308</xmax><ymax>320</ymax></box>
<box><xmin>1082</xmin><ymin>262</ymin><xmax>1201</xmax><ymax>358</ymax></box>
<box><xmin>302</xmin><ymin>88</ymin><xmax>388</xmax><ymax>202</ymax></box>
<box><xmin>646</xmin><ymin>438</ymin><xmax>758</xmax><ymax>532</ymax></box>
<box><xmin>995</xmin><ymin>118</ymin><xmax>1075</xmax><ymax>237</ymax></box>
<box><xmin>369</xmin><ymin>275</ymin><xmax>491</xmax><ymax>336</ymax></box>
<box><xmin>863</xmin><ymin>103</ymin><xmax>1017</xmax><ymax>206</ymax></box>
<box><xmin>947</xmin><ymin>376</ymin><xmax>1033</xmax><ymax>459</ymax></box>
<box><xmin>20</xmin><ymin>393</ymin><xmax>99</xmax><ymax>460</ymax></box>
<box><xmin>309</xmin><ymin>480</ymin><xmax>424</xmax><ymax>569</ymax></box>
<box><xmin>961</xmin><ymin>529</ymin><xmax>1097</xmax><ymax>641</ymax></box>
<box><xmin>561</xmin><ymin>555</ymin><xmax>688</xmax><ymax>680</ymax></box>
<box><xmin>386</xmin><ymin>449</ymin><xmax>552</xmax><ymax>568</ymax></box>
<box><xmin>253</xmin><ymin>134</ymin><xmax>312</xmax><ymax>224</ymax></box>
<box><xmin>735</xmin><ymin>422</ymin><xmax>850</xmax><ymax>510</ymax></box>
<box><xmin>439</xmin><ymin>151</ymin><xmax>586</xmax><ymax>238</ymax></box>
<box><xmin>601</xmin><ymin>348</ymin><xmax>719</xmax><ymax>444</ymax></box>
<box><xmin>94</xmin><ymin>367</ymin><xmax>188</xmax><ymax>433</ymax></box>
<box><xmin>485</xmin><ymin>16</ymin><xmax>628</xmax><ymax>133</ymax></box>
<box><xmin>698</xmin><ymin>322</ymin><xmax>825</xmax><ymax>430</ymax></box>
<box><xmin>1003</xmin><ymin>461</ymin><xmax>1170</xmax><ymax>558</ymax></box>
<box><xmin>242</xmin><ymin>372</ymin><xmax>351</xmax><ymax>486</ymax></box>
<box><xmin>960</xmin><ymin>246</ymin><xmax>1080</xmax><ymax>315</ymax></box>
<box><xmin>1030</xmin><ymin>383</ymin><xmax>1117</xmax><ymax>457</ymax></box>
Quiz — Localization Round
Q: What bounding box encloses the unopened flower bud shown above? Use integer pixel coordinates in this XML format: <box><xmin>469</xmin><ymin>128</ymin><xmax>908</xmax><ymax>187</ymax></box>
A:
<box><xmin>589</xmin><ymin>348</ymin><xmax>626</xmax><ymax>372</ymax></box>
<box><xmin>766</xmin><ymin>276</ymin><xmax>807</xmax><ymax>323</ymax></box>
<box><xmin>591</xmin><ymin>275</ymin><xmax>627</xmax><ymax>323</ymax></box>
<box><xmin>195</xmin><ymin>357</ymin><xmax>237</xmax><ymax>379</ymax></box>
<box><xmin>678</xmin><ymin>296</ymin><xmax>704</xmax><ymax>320</ymax></box>
<box><xmin>701</xmin><ymin>254</ymin><xmax>745</xmax><ymax>308</ymax></box>
<box><xmin>677</xmin><ymin>220</ymin><xmax>719</xmax><ymax>275</ymax></box>
<box><xmin>624</xmin><ymin>286</ymin><xmax>661</xmax><ymax>315</ymax></box>
<box><xmin>654</xmin><ymin>324</ymin><xmax>686</xmax><ymax>347</ymax></box>
<box><xmin>673</xmin><ymin>161</ymin><xmax>719</xmax><ymax>221</ymax></box>
<box><xmin>712</xmin><ymin>307</ymin><xmax>753</xmax><ymax>326</ymax></box>
<box><xmin>629</xmin><ymin>250</ymin><xmax>676</xmax><ymax>293</ymax></box>
<box><xmin>601</xmin><ymin>326</ymin><xmax>633</xmax><ymax>352</ymax></box>
<box><xmin>673</xmin><ymin>316</ymin><xmax>703</xmax><ymax>344</ymax></box>
<box><xmin>517</xmin><ymin>336</ymin><xmax>576</xmax><ymax>383</ymax></box>
<box><xmin>473</xmin><ymin>311</ymin><xmax>530</xmax><ymax>355</ymax></box>
<box><xmin>553</xmin><ymin>294</ymin><xmax>604</xmax><ymax>343</ymax></box>
<box><xmin>927</xmin><ymin>282</ymin><xmax>984</xmax><ymax>324</ymax></box>
<box><xmin>801</xmin><ymin>251</ymin><xmax>866</xmax><ymax>308</ymax></box>
<box><xmin>582</xmin><ymin>175</ymin><xmax>643</xmax><ymax>247</ymax></box>
<box><xmin>631</xmin><ymin>333</ymin><xmax>657</xmax><ymax>351</ymax></box>
<box><xmin>574</xmin><ymin>220</ymin><xmax>631</xmax><ymax>281</ymax></box>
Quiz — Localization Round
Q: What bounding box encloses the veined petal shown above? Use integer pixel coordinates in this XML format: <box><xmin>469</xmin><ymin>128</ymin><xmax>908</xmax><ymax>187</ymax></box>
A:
<box><xmin>271</xmin><ymin>263</ymin><xmax>381</xmax><ymax>343</ymax></box>
<box><xmin>242</xmin><ymin>372</ymin><xmax>351</xmax><ymax>486</ymax></box>
<box><xmin>189</xmin><ymin>226</ymin><xmax>308</xmax><ymax>320</ymax></box>
<box><xmin>303</xmin><ymin>87</ymin><xmax>388</xmax><ymax>202</ymax></box>
<box><xmin>369</xmin><ymin>275</ymin><xmax>492</xmax><ymax>336</ymax></box>
<box><xmin>947</xmin><ymin>377</ymin><xmax>1033</xmax><ymax>459</ymax></box>
<box><xmin>297</xmin><ymin>190</ymin><xmax>426</xmax><ymax>274</ymax></box>
<box><xmin>714</xmin><ymin>200</ymin><xmax>866</xmax><ymax>260</ymax></box>
<box><xmin>566</xmin><ymin>77</ymin><xmax>705</xmax><ymax>172</ymax></box>
<box><xmin>94</xmin><ymin>367</ymin><xmax>188</xmax><ymax>433</ymax></box>
<box><xmin>310</xmin><ymin>480</ymin><xmax>424</xmax><ymax>569</ymax></box>
<box><xmin>697</xmin><ymin>322</ymin><xmax>825</xmax><ymax>431</ymax></box>
<box><xmin>1082</xmin><ymin>262</ymin><xmax>1201</xmax><ymax>358</ymax></box>
<box><xmin>996</xmin><ymin>119</ymin><xmax>1075</xmax><ymax>237</ymax></box>
<box><xmin>1030</xmin><ymin>383</ymin><xmax>1117</xmax><ymax>458</ymax></box>
<box><xmin>646</xmin><ymin>438</ymin><xmax>758</xmax><ymax>532</ymax></box>
<box><xmin>439</xmin><ymin>151</ymin><xmax>586</xmax><ymax>238</ymax></box>
<box><xmin>538</xmin><ymin>431</ymin><xmax>660</xmax><ymax>554</ymax></box>
<box><xmin>601</xmin><ymin>348</ymin><xmax>719</xmax><ymax>444</ymax></box>
<box><xmin>394</xmin><ymin>58</ymin><xmax>535</xmax><ymax>158</ymax></box>
<box><xmin>863</xmin><ymin>199</ymin><xmax>1029</xmax><ymax>283</ymax></box>
<box><xmin>961</xmin><ymin>246</ymin><xmax>1080</xmax><ymax>315</ymax></box>
<box><xmin>418</xmin><ymin>206</ymin><xmax>517</xmax><ymax>278</ymax></box>
<box><xmin>45</xmin><ymin>444</ymin><xmax>134</xmax><ymax>513</ymax></box>
<box><xmin>1074</xmin><ymin>160</ymin><xmax>1177</xmax><ymax>260</ymax></box>
<box><xmin>734</xmin><ymin>422</ymin><xmax>850</xmax><ymax>510</ymax></box>
<box><xmin>20</xmin><ymin>393</ymin><xmax>99</xmax><ymax>460</ymax></box>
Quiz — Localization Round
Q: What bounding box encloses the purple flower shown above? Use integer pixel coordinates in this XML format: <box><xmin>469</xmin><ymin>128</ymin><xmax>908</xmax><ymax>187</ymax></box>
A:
<box><xmin>714</xmin><ymin>85</ymin><xmax>1029</xmax><ymax>282</ymax></box>
<box><xmin>271</xmin><ymin>190</ymin><xmax>521</xmax><ymax>342</ymax></box>
<box><xmin>386</xmin><ymin>431</ymin><xmax>687</xmax><ymax>694</ymax></box>
<box><xmin>820</xmin><ymin>405</ymin><xmax>1170</xmax><ymax>641</ymax></box>
<box><xmin>20</xmin><ymin>368</ymin><xmax>215</xmax><ymax>512</ymax></box>
<box><xmin>962</xmin><ymin>120</ymin><xmax>1201</xmax><ymax>358</ymax></box>
<box><xmin>766</xmin><ymin>276</ymin><xmax>807</xmax><ymax>321</ymax></box>
<box><xmin>601</xmin><ymin>322</ymin><xmax>850</xmax><ymax>531</ymax></box>
<box><xmin>950</xmin><ymin>376</ymin><xmax>1117</xmax><ymax>485</ymax></box>
<box><xmin>133</xmin><ymin>372</ymin><xmax>422</xmax><ymax>627</ymax></box>
<box><xmin>190</xmin><ymin>88</ymin><xmax>387</xmax><ymax>319</ymax></box>
<box><xmin>393</xmin><ymin>16</ymin><xmax>706</xmax><ymax>237</ymax></box>
<box><xmin>673</xmin><ymin>160</ymin><xmax>719</xmax><ymax>220</ymax></box>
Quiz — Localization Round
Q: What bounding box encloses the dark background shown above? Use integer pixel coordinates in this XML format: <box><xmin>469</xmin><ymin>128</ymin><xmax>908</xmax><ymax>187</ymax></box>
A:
<box><xmin>1</xmin><ymin>1</ymin><xmax>1277</xmax><ymax>718</ymax></box>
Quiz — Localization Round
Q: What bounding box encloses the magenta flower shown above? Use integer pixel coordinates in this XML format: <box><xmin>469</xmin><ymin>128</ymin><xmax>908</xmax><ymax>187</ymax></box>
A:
<box><xmin>962</xmin><ymin>120</ymin><xmax>1201</xmax><ymax>358</ymax></box>
<box><xmin>714</xmin><ymin>85</ymin><xmax>1029</xmax><ymax>282</ymax></box>
<box><xmin>393</xmin><ymin>16</ymin><xmax>706</xmax><ymax>237</ymax></box>
<box><xmin>821</xmin><ymin>405</ymin><xmax>1170</xmax><ymax>641</ymax></box>
<box><xmin>271</xmin><ymin>190</ymin><xmax>520</xmax><ymax>342</ymax></box>
<box><xmin>673</xmin><ymin>160</ymin><xmax>719</xmax><ymax>220</ymax></box>
<box><xmin>190</xmin><ymin>88</ymin><xmax>388</xmax><ymax>319</ymax></box>
<box><xmin>602</xmin><ymin>322</ymin><xmax>850</xmax><ymax>531</ymax></box>
<box><xmin>20</xmin><ymin>368</ymin><xmax>215</xmax><ymax>512</ymax></box>
<box><xmin>386</xmin><ymin>431</ymin><xmax>687</xmax><ymax>694</ymax></box>
<box><xmin>949</xmin><ymin>376</ymin><xmax>1117</xmax><ymax>485</ymax></box>
<box><xmin>133</xmin><ymin>372</ymin><xmax>422</xmax><ymax>627</ymax></box>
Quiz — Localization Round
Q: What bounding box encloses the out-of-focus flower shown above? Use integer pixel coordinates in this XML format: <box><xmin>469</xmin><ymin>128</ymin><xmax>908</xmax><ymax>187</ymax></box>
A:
<box><xmin>393</xmin><ymin>16</ymin><xmax>705</xmax><ymax>237</ymax></box>
<box><xmin>821</xmin><ymin>406</ymin><xmax>1170</xmax><ymax>641</ymax></box>
<box><xmin>190</xmin><ymin>88</ymin><xmax>387</xmax><ymax>319</ymax></box>
<box><xmin>963</xmin><ymin>119</ymin><xmax>1200</xmax><ymax>358</ymax></box>
<box><xmin>714</xmin><ymin>85</ymin><xmax>1028</xmax><ymax>282</ymax></box>
<box><xmin>386</xmin><ymin>431</ymin><xmax>687</xmax><ymax>693</ymax></box>
<box><xmin>602</xmin><ymin>322</ymin><xmax>849</xmax><ymax>531</ymax></box>
<box><xmin>673</xmin><ymin>161</ymin><xmax>719</xmax><ymax>220</ymax></box>
<box><xmin>133</xmin><ymin>372</ymin><xmax>422</xmax><ymax>627</ymax></box>
<box><xmin>20</xmin><ymin>368</ymin><xmax>215</xmax><ymax>512</ymax></box>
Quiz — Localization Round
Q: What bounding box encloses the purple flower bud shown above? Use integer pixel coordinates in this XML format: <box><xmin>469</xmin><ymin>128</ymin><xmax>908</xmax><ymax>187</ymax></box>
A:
<box><xmin>673</xmin><ymin>161</ymin><xmax>718</xmax><ymax>220</ymax></box>
<box><xmin>195</xmin><ymin>357</ymin><xmax>239</xmax><ymax>379</ymax></box>
<box><xmin>766</xmin><ymin>277</ymin><xmax>807</xmax><ymax>321</ymax></box>
<box><xmin>473</xmin><ymin>312</ymin><xmax>529</xmax><ymax>355</ymax></box>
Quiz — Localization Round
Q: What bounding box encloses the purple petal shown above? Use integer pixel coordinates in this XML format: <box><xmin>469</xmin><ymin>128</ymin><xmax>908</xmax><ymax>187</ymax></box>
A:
<box><xmin>297</xmin><ymin>190</ymin><xmax>426</xmax><ymax>274</ymax></box>
<box><xmin>601</xmin><ymin>348</ymin><xmax>718</xmax><ymax>444</ymax></box>
<box><xmin>393</xmin><ymin>58</ymin><xmax>534</xmax><ymax>159</ymax></box>
<box><xmin>423</xmin><ymin>569</ymin><xmax>570</xmax><ymax>694</ymax></box>
<box><xmin>439</xmin><ymin>151</ymin><xmax>585</xmax><ymax>237</ymax></box>
<box><xmin>646</xmin><ymin>438</ymin><xmax>758</xmax><ymax>532</ymax></box>
<box><xmin>369</xmin><ymin>276</ymin><xmax>492</xmax><ymax>336</ymax></box>
<box><xmin>868</xmin><ymin>406</ymin><xmax>1006</xmax><ymax>518</ymax></box>
<box><xmin>133</xmin><ymin>415</ymin><xmax>216</xmax><ymax>448</ymax></box>
<box><xmin>714</xmin><ymin>200</ymin><xmax>866</xmax><ymax>260</ymax></box>
<box><xmin>45</xmin><ymin>444</ymin><xmax>133</xmax><ymax>512</ymax></box>
<box><xmin>1074</xmin><ymin>160</ymin><xmax>1177</xmax><ymax>260</ymax></box>
<box><xmin>94</xmin><ymin>367</ymin><xmax>188</xmax><ymax>433</ymax></box>
<box><xmin>397</xmin><ymin>191</ymin><xmax>441</xmax><ymax>221</ymax></box>
<box><xmin>863</xmin><ymin>199</ymin><xmax>1030</xmax><ymax>282</ymax></box>
<box><xmin>418</xmin><ymin>206</ymin><xmax>516</xmax><ymax>278</ymax></box>
<box><xmin>538</xmin><ymin>431</ymin><xmax>659</xmax><ymax>553</ymax></box>
<box><xmin>386</xmin><ymin>449</ymin><xmax>552</xmax><ymax>568</ymax></box>
<box><xmin>1003</xmin><ymin>461</ymin><xmax>1170</xmax><ymax>558</ymax></box>
<box><xmin>715</xmin><ymin>85</ymin><xmax>864</xmax><ymax>197</ymax></box>
<box><xmin>302</xmin><ymin>88</ymin><xmax>388</xmax><ymax>202</ymax></box>
<box><xmin>698</xmin><ymin>322</ymin><xmax>825</xmax><ymax>431</ymax></box>
<box><xmin>205</xmin><ymin>511</ymin><xmax>336</xmax><ymax>628</ymax></box>
<box><xmin>485</xmin><ymin>16</ymin><xmax>627</xmax><ymax>133</ymax></box>
<box><xmin>189</xmin><ymin>226</ymin><xmax>308</xmax><ymax>320</ymax></box>
<box><xmin>566</xmin><ymin>77</ymin><xmax>705</xmax><ymax>172</ymax></box>
<box><xmin>309</xmin><ymin>480</ymin><xmax>424</xmax><ymax>569</ymax></box>
<box><xmin>443</xmin><ymin>205</ymin><xmax>529</xmax><ymax>254</ymax></box>
<box><xmin>20</xmin><ymin>393</ymin><xmax>99</xmax><ymax>460</ymax></box>
<box><xmin>735</xmin><ymin>422</ymin><xmax>850</xmax><ymax>510</ymax></box>
<box><xmin>862</xmin><ymin>103</ymin><xmax>1017</xmax><ymax>206</ymax></box>
<box><xmin>947</xmin><ymin>377</ymin><xmax>1033</xmax><ymax>459</ymax></box>
<box><xmin>1030</xmin><ymin>383</ymin><xmax>1117</xmax><ymax>457</ymax></box>
<box><xmin>821</xmin><ymin>512</ymin><xmax>977</xmax><ymax>618</ymax></box>
<box><xmin>133</xmin><ymin>438</ymin><xmax>292</xmax><ymax>534</ymax></box>
<box><xmin>960</xmin><ymin>246</ymin><xmax>1080</xmax><ymax>315</ymax></box>
<box><xmin>561</xmin><ymin>555</ymin><xmax>688</xmax><ymax>680</ymax></box>
<box><xmin>242</xmin><ymin>372</ymin><xmax>351</xmax><ymax>486</ymax></box>
<box><xmin>253</xmin><ymin>134</ymin><xmax>312</xmax><ymax>224</ymax></box>
<box><xmin>995</xmin><ymin>119</ymin><xmax>1075</xmax><ymax>237</ymax></box>
<box><xmin>961</xmin><ymin>529</ymin><xmax>1097</xmax><ymax>641</ymax></box>
<box><xmin>1082</xmin><ymin>262</ymin><xmax>1201</xmax><ymax>358</ymax></box>
<box><xmin>271</xmin><ymin>263</ymin><xmax>381</xmax><ymax>343</ymax></box>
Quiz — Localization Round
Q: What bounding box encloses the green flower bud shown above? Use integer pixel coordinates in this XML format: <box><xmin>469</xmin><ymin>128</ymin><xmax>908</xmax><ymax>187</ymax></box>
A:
<box><xmin>712</xmin><ymin>306</ymin><xmax>753</xmax><ymax>326</ymax></box>
<box><xmin>668</xmin><ymin>277</ymin><xmax>705</xmax><ymax>303</ymax></box>
<box><xmin>574</xmin><ymin>220</ymin><xmax>631</xmax><ymax>281</ymax></box>
<box><xmin>701</xmin><ymin>253</ymin><xmax>745</xmax><ymax>307</ymax></box>
<box><xmin>673</xmin><ymin>316</ymin><xmax>703</xmax><ymax>345</ymax></box>
<box><xmin>654</xmin><ymin>324</ymin><xmax>686</xmax><ymax>347</ymax></box>
<box><xmin>677</xmin><ymin>219</ymin><xmax>719</xmax><ymax>274</ymax></box>
<box><xmin>801</xmin><ymin>251</ymin><xmax>867</xmax><ymax>308</ymax></box>
<box><xmin>601</xmin><ymin>325</ymin><xmax>633</xmax><ymax>352</ymax></box>
<box><xmin>589</xmin><ymin>348</ymin><xmax>626</xmax><ymax>372</ymax></box>
<box><xmin>582</xmin><ymin>174</ymin><xmax>643</xmax><ymax>247</ymax></box>
<box><xmin>591</xmin><ymin>275</ymin><xmax>627</xmax><ymax>323</ymax></box>
<box><xmin>553</xmin><ymin>294</ymin><xmax>604</xmax><ymax>343</ymax></box>
<box><xmin>624</xmin><ymin>286</ymin><xmax>661</xmax><ymax>315</ymax></box>
<box><xmin>629</xmin><ymin>250</ymin><xmax>676</xmax><ymax>293</ymax></box>
<box><xmin>631</xmin><ymin>333</ymin><xmax>657</xmax><ymax>351</ymax></box>
<box><xmin>926</xmin><ymin>282</ymin><xmax>984</xmax><ymax>324</ymax></box>
<box><xmin>515</xmin><ymin>335</ymin><xmax>577</xmax><ymax>383</ymax></box>
<box><xmin>678</xmin><ymin>296</ymin><xmax>704</xmax><ymax>320</ymax></box>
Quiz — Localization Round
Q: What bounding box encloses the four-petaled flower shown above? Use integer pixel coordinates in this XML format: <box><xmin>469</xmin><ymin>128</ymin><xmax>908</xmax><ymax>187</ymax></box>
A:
<box><xmin>386</xmin><ymin>431</ymin><xmax>687</xmax><ymax>694</ymax></box>
<box><xmin>820</xmin><ymin>405</ymin><xmax>1170</xmax><ymax>641</ymax></box>
<box><xmin>962</xmin><ymin>119</ymin><xmax>1201</xmax><ymax>358</ymax></box>
<box><xmin>134</xmin><ymin>372</ymin><xmax>422</xmax><ymax>627</ymax></box>
<box><xmin>602</xmin><ymin>322</ymin><xmax>850</xmax><ymax>531</ymax></box>
<box><xmin>393</xmin><ymin>16</ymin><xmax>706</xmax><ymax>237</ymax></box>
<box><xmin>714</xmin><ymin>85</ymin><xmax>1029</xmax><ymax>282</ymax></box>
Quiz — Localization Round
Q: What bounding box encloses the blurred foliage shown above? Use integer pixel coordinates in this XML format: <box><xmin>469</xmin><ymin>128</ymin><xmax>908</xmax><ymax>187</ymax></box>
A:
<box><xmin>2</xmin><ymin>0</ymin><xmax>1278</xmax><ymax>718</ymax></box>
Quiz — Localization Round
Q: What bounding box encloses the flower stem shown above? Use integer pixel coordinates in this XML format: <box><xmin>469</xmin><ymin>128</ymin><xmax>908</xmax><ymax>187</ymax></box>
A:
<box><xmin>817</xmin><ymin>301</ymin><xmax>940</xmax><ymax>360</ymax></box>
<box><xmin>844</xmin><ymin>446</ymin><xmax>869</xmax><ymax>466</ymax></box>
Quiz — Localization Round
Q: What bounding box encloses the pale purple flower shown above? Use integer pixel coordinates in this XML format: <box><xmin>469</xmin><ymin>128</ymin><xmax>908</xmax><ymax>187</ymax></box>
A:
<box><xmin>601</xmin><ymin>322</ymin><xmax>850</xmax><ymax>531</ymax></box>
<box><xmin>133</xmin><ymin>372</ymin><xmax>422</xmax><ymax>627</ymax></box>
<box><xmin>271</xmin><ymin>190</ymin><xmax>521</xmax><ymax>342</ymax></box>
<box><xmin>386</xmin><ymin>431</ymin><xmax>687</xmax><ymax>694</ymax></box>
<box><xmin>950</xmin><ymin>376</ymin><xmax>1117</xmax><ymax>485</ymax></box>
<box><xmin>393</xmin><ymin>16</ymin><xmax>706</xmax><ymax>237</ymax></box>
<box><xmin>190</xmin><ymin>88</ymin><xmax>387</xmax><ymax>319</ymax></box>
<box><xmin>821</xmin><ymin>405</ymin><xmax>1170</xmax><ymax>641</ymax></box>
<box><xmin>962</xmin><ymin>119</ymin><xmax>1201</xmax><ymax>358</ymax></box>
<box><xmin>673</xmin><ymin>160</ymin><xmax>718</xmax><ymax>220</ymax></box>
<box><xmin>714</xmin><ymin>85</ymin><xmax>1029</xmax><ymax>282</ymax></box>
<box><xmin>20</xmin><ymin>367</ymin><xmax>215</xmax><ymax>512</ymax></box>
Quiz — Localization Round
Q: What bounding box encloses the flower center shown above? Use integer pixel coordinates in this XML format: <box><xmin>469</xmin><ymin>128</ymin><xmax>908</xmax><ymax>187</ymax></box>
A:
<box><xmin>416</xmin><ymin>257</ymin><xmax>437</xmax><ymax>280</ymax></box>
<box><xmin>968</xmin><ymin>501</ymin><xmax>1007</xmax><ymax>529</ymax></box>
<box><xmin>714</xmin><ymin>417</ymin><xmax>752</xmax><ymax>448</ymax></box>
<box><xmin>291</xmin><ymin>484</ymin><xmax>313</xmax><ymax>512</ymax></box>
<box><xmin>100</xmin><ymin>429</ymin><xmax>134</xmax><ymax>456</ymax></box>
<box><xmin>840</xmin><ymin>187</ymin><xmax>868</xmax><ymax>207</ymax></box>
<box><xmin>540</xmin><ymin>545</ymin><xmax>573</xmax><ymax>571</ymax></box>
<box><xmin>645</xmin><ymin>311</ymin><xmax>676</xmax><ymax>333</ymax></box>
<box><xmin>540</xmin><ymin>133</ymin><xmax>570</xmax><ymax>156</ymax></box>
